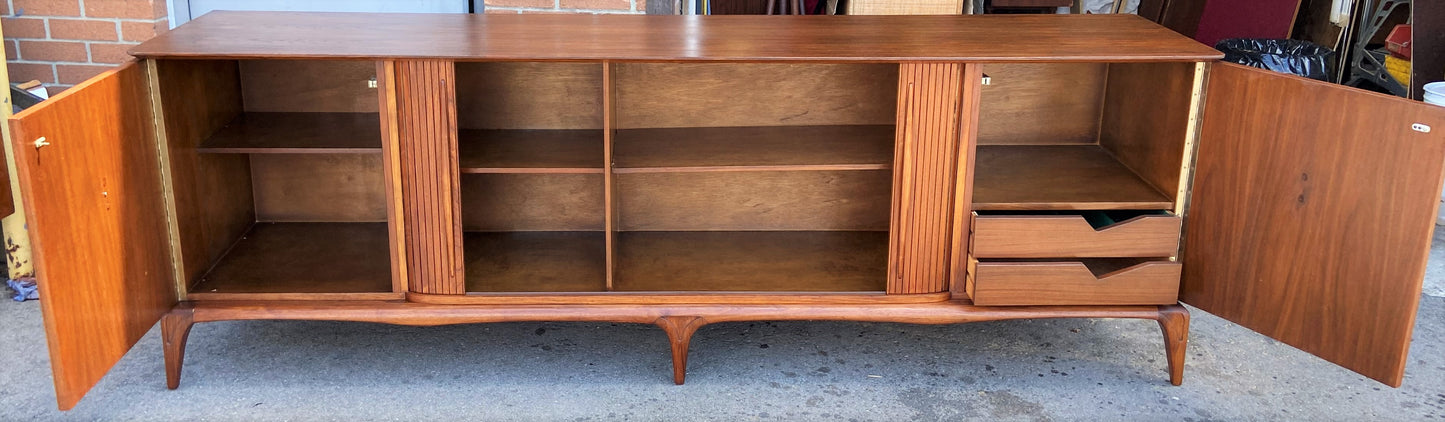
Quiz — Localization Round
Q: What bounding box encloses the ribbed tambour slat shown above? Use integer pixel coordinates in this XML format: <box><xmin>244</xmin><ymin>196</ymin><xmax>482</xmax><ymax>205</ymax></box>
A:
<box><xmin>395</xmin><ymin>60</ymin><xmax>464</xmax><ymax>295</ymax></box>
<box><xmin>887</xmin><ymin>63</ymin><xmax>963</xmax><ymax>294</ymax></box>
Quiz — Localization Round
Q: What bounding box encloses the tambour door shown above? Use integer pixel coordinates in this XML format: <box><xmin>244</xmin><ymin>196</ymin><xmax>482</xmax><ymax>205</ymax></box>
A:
<box><xmin>8</xmin><ymin>61</ymin><xmax>178</xmax><ymax>410</ymax></box>
<box><xmin>1183</xmin><ymin>62</ymin><xmax>1445</xmax><ymax>387</ymax></box>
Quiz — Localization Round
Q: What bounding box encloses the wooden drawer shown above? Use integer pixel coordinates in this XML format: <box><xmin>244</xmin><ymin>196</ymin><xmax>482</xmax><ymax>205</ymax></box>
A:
<box><xmin>972</xmin><ymin>259</ymin><xmax>1181</xmax><ymax>306</ymax></box>
<box><xmin>972</xmin><ymin>211</ymin><xmax>1181</xmax><ymax>258</ymax></box>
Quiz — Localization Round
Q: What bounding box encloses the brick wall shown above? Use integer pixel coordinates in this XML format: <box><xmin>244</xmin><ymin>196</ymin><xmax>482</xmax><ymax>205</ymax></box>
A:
<box><xmin>484</xmin><ymin>0</ymin><xmax>646</xmax><ymax>14</ymax></box>
<box><xmin>4</xmin><ymin>0</ymin><xmax>169</xmax><ymax>95</ymax></box>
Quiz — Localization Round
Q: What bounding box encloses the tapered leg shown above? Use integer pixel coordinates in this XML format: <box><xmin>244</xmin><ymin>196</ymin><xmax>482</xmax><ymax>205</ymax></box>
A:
<box><xmin>1156</xmin><ymin>304</ymin><xmax>1189</xmax><ymax>386</ymax></box>
<box><xmin>655</xmin><ymin>316</ymin><xmax>707</xmax><ymax>385</ymax></box>
<box><xmin>161</xmin><ymin>308</ymin><xmax>196</xmax><ymax>390</ymax></box>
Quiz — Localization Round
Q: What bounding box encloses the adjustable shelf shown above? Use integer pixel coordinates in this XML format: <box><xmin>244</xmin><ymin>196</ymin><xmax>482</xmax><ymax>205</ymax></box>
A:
<box><xmin>613</xmin><ymin>125</ymin><xmax>894</xmax><ymax>173</ymax></box>
<box><xmin>197</xmin><ymin>112</ymin><xmax>382</xmax><ymax>153</ymax></box>
<box><xmin>972</xmin><ymin>145</ymin><xmax>1174</xmax><ymax>211</ymax></box>
<box><xmin>458</xmin><ymin>129</ymin><xmax>604</xmax><ymax>174</ymax></box>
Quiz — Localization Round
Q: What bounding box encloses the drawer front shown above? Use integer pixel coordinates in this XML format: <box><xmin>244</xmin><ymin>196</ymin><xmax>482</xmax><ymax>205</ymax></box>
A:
<box><xmin>972</xmin><ymin>260</ymin><xmax>1181</xmax><ymax>306</ymax></box>
<box><xmin>972</xmin><ymin>213</ymin><xmax>1181</xmax><ymax>258</ymax></box>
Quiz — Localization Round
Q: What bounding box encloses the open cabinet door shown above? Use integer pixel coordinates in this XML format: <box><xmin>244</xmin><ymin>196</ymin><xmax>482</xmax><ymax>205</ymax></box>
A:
<box><xmin>1182</xmin><ymin>62</ymin><xmax>1445</xmax><ymax>387</ymax></box>
<box><xmin>9</xmin><ymin>61</ymin><xmax>177</xmax><ymax>410</ymax></box>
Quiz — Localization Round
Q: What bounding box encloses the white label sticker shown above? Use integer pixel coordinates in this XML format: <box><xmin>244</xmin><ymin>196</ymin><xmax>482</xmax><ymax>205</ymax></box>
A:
<box><xmin>1413</xmin><ymin>123</ymin><xmax>1432</xmax><ymax>133</ymax></box>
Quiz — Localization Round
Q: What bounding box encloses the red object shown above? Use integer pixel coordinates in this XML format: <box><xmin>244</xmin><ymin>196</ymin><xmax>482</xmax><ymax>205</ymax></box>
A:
<box><xmin>1192</xmin><ymin>0</ymin><xmax>1298</xmax><ymax>47</ymax></box>
<box><xmin>1386</xmin><ymin>24</ymin><xmax>1412</xmax><ymax>59</ymax></box>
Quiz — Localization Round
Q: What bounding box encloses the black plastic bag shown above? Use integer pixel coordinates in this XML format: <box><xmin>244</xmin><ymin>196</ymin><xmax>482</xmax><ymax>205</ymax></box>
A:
<box><xmin>1215</xmin><ymin>39</ymin><xmax>1334</xmax><ymax>81</ymax></box>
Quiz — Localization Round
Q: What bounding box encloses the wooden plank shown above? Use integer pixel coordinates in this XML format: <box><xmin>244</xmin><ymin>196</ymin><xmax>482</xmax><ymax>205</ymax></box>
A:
<box><xmin>976</xmin><ymin>63</ymin><xmax>1106</xmax><ymax>145</ymax></box>
<box><xmin>973</xmin><ymin>259</ymin><xmax>1181</xmax><ymax>306</ymax></box>
<box><xmin>1182</xmin><ymin>63</ymin><xmax>1445</xmax><ymax>387</ymax></box>
<box><xmin>250</xmin><ymin>154</ymin><xmax>387</xmax><ymax>222</ymax></box>
<box><xmin>616</xmin><ymin>170</ymin><xmax>891</xmax><ymax>231</ymax></box>
<box><xmin>1099</xmin><ymin>62</ymin><xmax>1196</xmax><ymax>202</ymax></box>
<box><xmin>239</xmin><ymin>59</ymin><xmax>378</xmax><ymax>113</ymax></box>
<box><xmin>455</xmin><ymin>62</ymin><xmax>603</xmax><ymax>130</ymax></box>
<box><xmin>457</xmin><ymin>129</ymin><xmax>603</xmax><ymax>173</ymax></box>
<box><xmin>612</xmin><ymin>125</ymin><xmax>894</xmax><ymax>171</ymax></box>
<box><xmin>395</xmin><ymin>60</ymin><xmax>465</xmax><ymax>295</ymax></box>
<box><xmin>603</xmin><ymin>61</ymin><xmax>617</xmax><ymax>292</ymax></box>
<box><xmin>377</xmin><ymin>60</ymin><xmax>408</xmax><ymax>295</ymax></box>
<box><xmin>8</xmin><ymin>62</ymin><xmax>177</xmax><ymax>410</ymax></box>
<box><xmin>463</xmin><ymin>231</ymin><xmax>607</xmax><ymax>293</ymax></box>
<box><xmin>613</xmin><ymin>63</ymin><xmax>897</xmax><ymax>129</ymax></box>
<box><xmin>949</xmin><ymin>64</ymin><xmax>984</xmax><ymax>298</ymax></box>
<box><xmin>131</xmin><ymin>12</ymin><xmax>1224</xmax><ymax>62</ymax></box>
<box><xmin>973</xmin><ymin>213</ymin><xmax>1180</xmax><ymax>258</ymax></box>
<box><xmin>188</xmin><ymin>223</ymin><xmax>393</xmax><ymax>296</ymax></box>
<box><xmin>887</xmin><ymin>63</ymin><xmax>962</xmax><ymax>295</ymax></box>
<box><xmin>152</xmin><ymin>59</ymin><xmax>255</xmax><ymax>291</ymax></box>
<box><xmin>197</xmin><ymin>112</ymin><xmax>382</xmax><ymax>153</ymax></box>
<box><xmin>972</xmin><ymin>145</ymin><xmax>1174</xmax><ymax>210</ymax></box>
<box><xmin>460</xmin><ymin>174</ymin><xmax>605</xmax><ymax>231</ymax></box>
<box><xmin>614</xmin><ymin>231</ymin><xmax>888</xmax><ymax>292</ymax></box>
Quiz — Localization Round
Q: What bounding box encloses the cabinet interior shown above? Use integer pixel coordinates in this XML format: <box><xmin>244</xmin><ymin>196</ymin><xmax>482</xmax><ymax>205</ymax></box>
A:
<box><xmin>154</xmin><ymin>59</ymin><xmax>394</xmax><ymax>299</ymax></box>
<box><xmin>458</xmin><ymin>62</ymin><xmax>898</xmax><ymax>294</ymax></box>
<box><xmin>973</xmin><ymin>62</ymin><xmax>1197</xmax><ymax>212</ymax></box>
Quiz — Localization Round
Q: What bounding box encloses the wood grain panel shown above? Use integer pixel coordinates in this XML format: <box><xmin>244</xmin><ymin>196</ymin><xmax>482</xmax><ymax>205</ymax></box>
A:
<box><xmin>973</xmin><ymin>260</ymin><xmax>1181</xmax><ymax>306</ymax></box>
<box><xmin>377</xmin><ymin>61</ymin><xmax>408</xmax><ymax>294</ymax></box>
<box><xmin>457</xmin><ymin>129</ymin><xmax>603</xmax><ymax>172</ymax></box>
<box><xmin>888</xmin><ymin>63</ymin><xmax>962</xmax><ymax>295</ymax></box>
<box><xmin>973</xmin><ymin>213</ymin><xmax>1180</xmax><ymax>258</ymax></box>
<box><xmin>251</xmin><ymin>154</ymin><xmax>387</xmax><ymax>222</ymax></box>
<box><xmin>950</xmin><ymin>64</ymin><xmax>984</xmax><ymax>298</ymax></box>
<box><xmin>614</xmin><ymin>231</ymin><xmax>888</xmax><ymax>292</ymax></box>
<box><xmin>613</xmin><ymin>63</ymin><xmax>897</xmax><ymax>129</ymax></box>
<box><xmin>613</xmin><ymin>125</ymin><xmax>895</xmax><ymax>171</ymax></box>
<box><xmin>131</xmin><ymin>13</ymin><xmax>1224</xmax><ymax>62</ymax></box>
<box><xmin>616</xmin><ymin>171</ymin><xmax>891</xmax><ymax>231</ymax></box>
<box><xmin>395</xmin><ymin>60</ymin><xmax>464</xmax><ymax>295</ymax></box>
<box><xmin>197</xmin><ymin>112</ymin><xmax>382</xmax><ymax>153</ymax></box>
<box><xmin>1182</xmin><ymin>63</ymin><xmax>1445</xmax><ymax>387</ymax></box>
<box><xmin>455</xmin><ymin>62</ymin><xmax>602</xmax><ymax>130</ymax></box>
<box><xmin>460</xmin><ymin>174</ymin><xmax>605</xmax><ymax>231</ymax></box>
<box><xmin>973</xmin><ymin>145</ymin><xmax>1174</xmax><ymax>210</ymax></box>
<box><xmin>9</xmin><ymin>62</ymin><xmax>178</xmax><ymax>410</ymax></box>
<box><xmin>152</xmin><ymin>59</ymin><xmax>255</xmax><ymax>291</ymax></box>
<box><xmin>977</xmin><ymin>63</ymin><xmax>1106</xmax><ymax>145</ymax></box>
<box><xmin>1099</xmin><ymin>62</ymin><xmax>1197</xmax><ymax>202</ymax></box>
<box><xmin>188</xmin><ymin>223</ymin><xmax>392</xmax><ymax>296</ymax></box>
<box><xmin>239</xmin><ymin>59</ymin><xmax>378</xmax><ymax>112</ymax></box>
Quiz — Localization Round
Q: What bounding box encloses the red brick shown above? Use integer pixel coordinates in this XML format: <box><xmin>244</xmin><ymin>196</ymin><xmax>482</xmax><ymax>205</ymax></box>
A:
<box><xmin>18</xmin><ymin>40</ymin><xmax>87</xmax><ymax>62</ymax></box>
<box><xmin>5</xmin><ymin>40</ymin><xmax>17</xmax><ymax>60</ymax></box>
<box><xmin>13</xmin><ymin>0</ymin><xmax>82</xmax><ymax>16</ymax></box>
<box><xmin>88</xmin><ymin>42</ymin><xmax>134</xmax><ymax>63</ymax></box>
<box><xmin>49</xmin><ymin>18</ymin><xmax>119</xmax><ymax>41</ymax></box>
<box><xmin>56</xmin><ymin>63</ymin><xmax>114</xmax><ymax>84</ymax></box>
<box><xmin>637</xmin><ymin>0</ymin><xmax>647</xmax><ymax>11</ymax></box>
<box><xmin>120</xmin><ymin>20</ymin><xmax>165</xmax><ymax>41</ymax></box>
<box><xmin>487</xmin><ymin>0</ymin><xmax>556</xmax><ymax>9</ymax></box>
<box><xmin>0</xmin><ymin>2</ymin><xmax>9</xmax><ymax>15</ymax></box>
<box><xmin>561</xmin><ymin>0</ymin><xmax>630</xmax><ymax>10</ymax></box>
<box><xmin>518</xmin><ymin>9</ymin><xmax>576</xmax><ymax>13</ymax></box>
<box><xmin>8</xmin><ymin>62</ymin><xmax>55</xmax><ymax>84</ymax></box>
<box><xmin>1</xmin><ymin>17</ymin><xmax>47</xmax><ymax>39</ymax></box>
<box><xmin>83</xmin><ymin>0</ymin><xmax>163</xmax><ymax>19</ymax></box>
<box><xmin>153</xmin><ymin>0</ymin><xmax>168</xmax><ymax>19</ymax></box>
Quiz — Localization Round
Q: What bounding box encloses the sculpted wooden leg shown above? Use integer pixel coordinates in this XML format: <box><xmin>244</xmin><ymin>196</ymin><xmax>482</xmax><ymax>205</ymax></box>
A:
<box><xmin>161</xmin><ymin>308</ymin><xmax>196</xmax><ymax>390</ymax></box>
<box><xmin>1156</xmin><ymin>304</ymin><xmax>1189</xmax><ymax>386</ymax></box>
<box><xmin>655</xmin><ymin>316</ymin><xmax>707</xmax><ymax>385</ymax></box>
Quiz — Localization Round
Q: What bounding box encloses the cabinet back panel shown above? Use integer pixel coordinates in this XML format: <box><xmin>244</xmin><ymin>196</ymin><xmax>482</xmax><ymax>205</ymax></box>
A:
<box><xmin>977</xmin><ymin>63</ymin><xmax>1106</xmax><ymax>145</ymax></box>
<box><xmin>613</xmin><ymin>63</ymin><xmax>897</xmax><ymax>129</ymax></box>
<box><xmin>455</xmin><ymin>62</ymin><xmax>603</xmax><ymax>130</ymax></box>
<box><xmin>251</xmin><ymin>154</ymin><xmax>387</xmax><ymax>222</ymax></box>
<box><xmin>461</xmin><ymin>174</ymin><xmax>605</xmax><ymax>231</ymax></box>
<box><xmin>617</xmin><ymin>170</ymin><xmax>892</xmax><ymax>231</ymax></box>
<box><xmin>240</xmin><ymin>60</ymin><xmax>379</xmax><ymax>113</ymax></box>
<box><xmin>154</xmin><ymin>59</ymin><xmax>256</xmax><ymax>287</ymax></box>
<box><xmin>1098</xmin><ymin>62</ymin><xmax>1196</xmax><ymax>204</ymax></box>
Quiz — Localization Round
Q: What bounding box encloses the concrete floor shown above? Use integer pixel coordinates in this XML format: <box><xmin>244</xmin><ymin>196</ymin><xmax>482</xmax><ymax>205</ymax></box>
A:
<box><xmin>3</xmin><ymin>233</ymin><xmax>1444</xmax><ymax>420</ymax></box>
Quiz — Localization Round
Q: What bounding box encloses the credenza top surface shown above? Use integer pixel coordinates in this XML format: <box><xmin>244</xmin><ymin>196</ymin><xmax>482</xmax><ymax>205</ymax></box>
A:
<box><xmin>130</xmin><ymin>11</ymin><xmax>1223</xmax><ymax>62</ymax></box>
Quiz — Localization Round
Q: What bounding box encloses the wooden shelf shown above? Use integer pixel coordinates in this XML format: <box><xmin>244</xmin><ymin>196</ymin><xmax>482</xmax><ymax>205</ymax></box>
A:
<box><xmin>464</xmin><ymin>231</ymin><xmax>607</xmax><ymax>292</ymax></box>
<box><xmin>614</xmin><ymin>231</ymin><xmax>888</xmax><ymax>292</ymax></box>
<box><xmin>458</xmin><ymin>129</ymin><xmax>604</xmax><ymax>174</ymax></box>
<box><xmin>189</xmin><ymin>223</ymin><xmax>392</xmax><ymax>297</ymax></box>
<box><xmin>613</xmin><ymin>125</ymin><xmax>894</xmax><ymax>173</ymax></box>
<box><xmin>973</xmin><ymin>145</ymin><xmax>1174</xmax><ymax>210</ymax></box>
<box><xmin>198</xmin><ymin>112</ymin><xmax>381</xmax><ymax>153</ymax></box>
